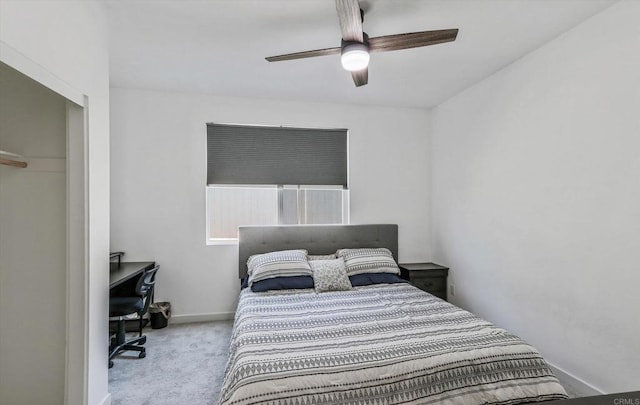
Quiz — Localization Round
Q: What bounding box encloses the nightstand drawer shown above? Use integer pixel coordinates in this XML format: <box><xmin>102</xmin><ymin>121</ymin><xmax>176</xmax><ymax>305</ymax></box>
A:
<box><xmin>411</xmin><ymin>276</ymin><xmax>445</xmax><ymax>292</ymax></box>
<box><xmin>399</xmin><ymin>262</ymin><xmax>449</xmax><ymax>301</ymax></box>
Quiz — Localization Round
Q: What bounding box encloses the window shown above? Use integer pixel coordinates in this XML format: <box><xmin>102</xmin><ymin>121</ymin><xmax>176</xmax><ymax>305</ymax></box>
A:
<box><xmin>206</xmin><ymin>185</ymin><xmax>349</xmax><ymax>240</ymax></box>
<box><xmin>206</xmin><ymin>124</ymin><xmax>349</xmax><ymax>242</ymax></box>
<box><xmin>284</xmin><ymin>185</ymin><xmax>346</xmax><ymax>225</ymax></box>
<box><xmin>207</xmin><ymin>185</ymin><xmax>278</xmax><ymax>241</ymax></box>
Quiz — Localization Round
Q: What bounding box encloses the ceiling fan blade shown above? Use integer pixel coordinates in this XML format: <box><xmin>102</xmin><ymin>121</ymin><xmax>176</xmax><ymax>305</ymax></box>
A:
<box><xmin>265</xmin><ymin>47</ymin><xmax>341</xmax><ymax>62</ymax></box>
<box><xmin>351</xmin><ymin>68</ymin><xmax>368</xmax><ymax>87</ymax></box>
<box><xmin>369</xmin><ymin>29</ymin><xmax>458</xmax><ymax>53</ymax></box>
<box><xmin>335</xmin><ymin>0</ymin><xmax>363</xmax><ymax>42</ymax></box>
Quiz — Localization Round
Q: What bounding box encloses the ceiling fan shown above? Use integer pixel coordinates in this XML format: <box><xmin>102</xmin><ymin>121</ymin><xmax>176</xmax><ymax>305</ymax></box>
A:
<box><xmin>265</xmin><ymin>0</ymin><xmax>459</xmax><ymax>87</ymax></box>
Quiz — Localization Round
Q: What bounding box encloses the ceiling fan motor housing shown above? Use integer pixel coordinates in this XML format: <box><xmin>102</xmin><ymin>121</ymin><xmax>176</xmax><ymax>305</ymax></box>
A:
<box><xmin>341</xmin><ymin>32</ymin><xmax>369</xmax><ymax>49</ymax></box>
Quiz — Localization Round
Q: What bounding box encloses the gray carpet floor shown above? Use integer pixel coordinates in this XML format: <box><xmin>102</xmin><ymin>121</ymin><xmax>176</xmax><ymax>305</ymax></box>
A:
<box><xmin>109</xmin><ymin>321</ymin><xmax>233</xmax><ymax>405</ymax></box>
<box><xmin>109</xmin><ymin>320</ymin><xmax>582</xmax><ymax>404</ymax></box>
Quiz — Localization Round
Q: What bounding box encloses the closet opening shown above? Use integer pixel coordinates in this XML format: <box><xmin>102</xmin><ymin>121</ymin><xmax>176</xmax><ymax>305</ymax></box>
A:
<box><xmin>0</xmin><ymin>60</ymin><xmax>88</xmax><ymax>405</ymax></box>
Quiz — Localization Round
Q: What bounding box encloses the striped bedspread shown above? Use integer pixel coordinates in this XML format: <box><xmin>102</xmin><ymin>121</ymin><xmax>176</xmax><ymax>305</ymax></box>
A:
<box><xmin>219</xmin><ymin>283</ymin><xmax>568</xmax><ymax>405</ymax></box>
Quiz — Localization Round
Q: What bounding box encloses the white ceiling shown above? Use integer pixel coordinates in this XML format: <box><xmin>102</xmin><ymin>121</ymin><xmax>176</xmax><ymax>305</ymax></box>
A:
<box><xmin>105</xmin><ymin>0</ymin><xmax>616</xmax><ymax>109</ymax></box>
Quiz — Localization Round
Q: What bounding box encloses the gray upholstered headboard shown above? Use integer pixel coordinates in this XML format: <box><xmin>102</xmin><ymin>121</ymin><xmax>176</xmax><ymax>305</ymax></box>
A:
<box><xmin>238</xmin><ymin>224</ymin><xmax>398</xmax><ymax>279</ymax></box>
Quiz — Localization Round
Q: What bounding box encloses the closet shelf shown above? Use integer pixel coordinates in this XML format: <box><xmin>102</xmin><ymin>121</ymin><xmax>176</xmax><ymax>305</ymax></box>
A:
<box><xmin>0</xmin><ymin>150</ymin><xmax>28</xmax><ymax>168</ymax></box>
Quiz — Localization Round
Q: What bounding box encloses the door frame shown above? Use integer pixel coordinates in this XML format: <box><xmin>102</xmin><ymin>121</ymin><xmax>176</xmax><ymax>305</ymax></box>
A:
<box><xmin>0</xmin><ymin>41</ymin><xmax>89</xmax><ymax>405</ymax></box>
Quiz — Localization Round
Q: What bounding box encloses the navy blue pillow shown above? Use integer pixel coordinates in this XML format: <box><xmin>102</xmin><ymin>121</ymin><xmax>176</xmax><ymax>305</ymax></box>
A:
<box><xmin>349</xmin><ymin>273</ymin><xmax>408</xmax><ymax>287</ymax></box>
<box><xmin>240</xmin><ymin>277</ymin><xmax>249</xmax><ymax>290</ymax></box>
<box><xmin>250</xmin><ymin>276</ymin><xmax>315</xmax><ymax>292</ymax></box>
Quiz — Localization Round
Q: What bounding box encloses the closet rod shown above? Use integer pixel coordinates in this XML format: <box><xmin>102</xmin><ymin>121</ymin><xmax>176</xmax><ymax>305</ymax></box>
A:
<box><xmin>0</xmin><ymin>157</ymin><xmax>28</xmax><ymax>168</ymax></box>
<box><xmin>0</xmin><ymin>150</ymin><xmax>28</xmax><ymax>168</ymax></box>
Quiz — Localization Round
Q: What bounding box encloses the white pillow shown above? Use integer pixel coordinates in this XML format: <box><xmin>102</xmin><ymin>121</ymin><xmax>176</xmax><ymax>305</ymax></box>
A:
<box><xmin>308</xmin><ymin>254</ymin><xmax>337</xmax><ymax>260</ymax></box>
<box><xmin>337</xmin><ymin>248</ymin><xmax>399</xmax><ymax>276</ymax></box>
<box><xmin>247</xmin><ymin>249</ymin><xmax>311</xmax><ymax>285</ymax></box>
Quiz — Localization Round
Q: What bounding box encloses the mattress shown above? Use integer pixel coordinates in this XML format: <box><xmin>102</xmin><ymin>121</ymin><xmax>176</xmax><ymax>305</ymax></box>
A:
<box><xmin>219</xmin><ymin>283</ymin><xmax>568</xmax><ymax>405</ymax></box>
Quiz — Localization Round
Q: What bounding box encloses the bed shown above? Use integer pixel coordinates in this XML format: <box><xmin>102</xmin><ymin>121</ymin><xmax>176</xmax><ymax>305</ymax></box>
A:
<box><xmin>219</xmin><ymin>224</ymin><xmax>568</xmax><ymax>405</ymax></box>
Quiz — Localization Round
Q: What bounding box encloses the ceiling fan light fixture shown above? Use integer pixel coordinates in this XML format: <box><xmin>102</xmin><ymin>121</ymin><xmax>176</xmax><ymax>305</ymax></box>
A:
<box><xmin>341</xmin><ymin>42</ymin><xmax>370</xmax><ymax>71</ymax></box>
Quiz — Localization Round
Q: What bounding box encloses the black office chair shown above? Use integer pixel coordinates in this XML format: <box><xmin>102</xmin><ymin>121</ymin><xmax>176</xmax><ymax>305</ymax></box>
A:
<box><xmin>108</xmin><ymin>265</ymin><xmax>159</xmax><ymax>368</ymax></box>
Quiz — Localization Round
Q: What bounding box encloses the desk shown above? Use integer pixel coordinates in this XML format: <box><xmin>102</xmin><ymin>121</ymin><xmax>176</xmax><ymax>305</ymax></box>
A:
<box><xmin>109</xmin><ymin>261</ymin><xmax>155</xmax><ymax>334</ymax></box>
<box><xmin>110</xmin><ymin>261</ymin><xmax>155</xmax><ymax>288</ymax></box>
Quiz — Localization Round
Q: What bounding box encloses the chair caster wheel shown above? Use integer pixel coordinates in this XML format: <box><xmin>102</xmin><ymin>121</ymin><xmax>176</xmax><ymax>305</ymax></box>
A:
<box><xmin>109</xmin><ymin>360</ymin><xmax>114</xmax><ymax>368</ymax></box>
<box><xmin>138</xmin><ymin>351</ymin><xmax>146</xmax><ymax>359</ymax></box>
<box><xmin>138</xmin><ymin>336</ymin><xmax>147</xmax><ymax>345</ymax></box>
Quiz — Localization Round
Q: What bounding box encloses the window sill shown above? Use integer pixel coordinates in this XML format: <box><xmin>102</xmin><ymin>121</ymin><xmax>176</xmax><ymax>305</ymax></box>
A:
<box><xmin>206</xmin><ymin>238</ymin><xmax>238</xmax><ymax>246</ymax></box>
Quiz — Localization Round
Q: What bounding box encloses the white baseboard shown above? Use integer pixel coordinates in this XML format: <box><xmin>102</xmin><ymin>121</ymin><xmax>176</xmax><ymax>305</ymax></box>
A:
<box><xmin>170</xmin><ymin>312</ymin><xmax>235</xmax><ymax>324</ymax></box>
<box><xmin>548</xmin><ymin>362</ymin><xmax>604</xmax><ymax>397</ymax></box>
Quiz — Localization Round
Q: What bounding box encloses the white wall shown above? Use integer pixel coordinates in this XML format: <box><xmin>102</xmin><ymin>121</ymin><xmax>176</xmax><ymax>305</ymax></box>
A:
<box><xmin>430</xmin><ymin>0</ymin><xmax>640</xmax><ymax>394</ymax></box>
<box><xmin>0</xmin><ymin>1</ymin><xmax>111</xmax><ymax>404</ymax></box>
<box><xmin>0</xmin><ymin>62</ymin><xmax>67</xmax><ymax>405</ymax></box>
<box><xmin>110</xmin><ymin>88</ymin><xmax>431</xmax><ymax>318</ymax></box>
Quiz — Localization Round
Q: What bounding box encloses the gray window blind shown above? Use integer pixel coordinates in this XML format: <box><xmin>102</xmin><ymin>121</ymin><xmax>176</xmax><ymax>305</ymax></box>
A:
<box><xmin>207</xmin><ymin>124</ymin><xmax>348</xmax><ymax>186</ymax></box>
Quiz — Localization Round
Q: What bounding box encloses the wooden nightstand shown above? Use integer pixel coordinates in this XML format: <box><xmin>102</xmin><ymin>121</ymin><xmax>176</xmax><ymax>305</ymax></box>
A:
<box><xmin>399</xmin><ymin>262</ymin><xmax>449</xmax><ymax>301</ymax></box>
